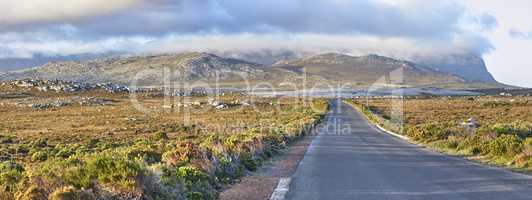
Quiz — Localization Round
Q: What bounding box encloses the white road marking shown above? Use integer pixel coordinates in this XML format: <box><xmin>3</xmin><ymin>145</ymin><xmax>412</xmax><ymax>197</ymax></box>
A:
<box><xmin>373</xmin><ymin>123</ymin><xmax>409</xmax><ymax>140</ymax></box>
<box><xmin>270</xmin><ymin>177</ymin><xmax>292</xmax><ymax>200</ymax></box>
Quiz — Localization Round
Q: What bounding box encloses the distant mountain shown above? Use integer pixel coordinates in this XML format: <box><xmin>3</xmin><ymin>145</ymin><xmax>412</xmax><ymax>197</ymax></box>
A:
<box><xmin>0</xmin><ymin>53</ymin><xmax>118</xmax><ymax>71</ymax></box>
<box><xmin>413</xmin><ymin>54</ymin><xmax>497</xmax><ymax>83</ymax></box>
<box><xmin>0</xmin><ymin>52</ymin><xmax>291</xmax><ymax>86</ymax></box>
<box><xmin>215</xmin><ymin>49</ymin><xmax>302</xmax><ymax>65</ymax></box>
<box><xmin>0</xmin><ymin>52</ymin><xmax>502</xmax><ymax>88</ymax></box>
<box><xmin>0</xmin><ymin>51</ymin><xmax>500</xmax><ymax>86</ymax></box>
<box><xmin>272</xmin><ymin>53</ymin><xmax>465</xmax><ymax>86</ymax></box>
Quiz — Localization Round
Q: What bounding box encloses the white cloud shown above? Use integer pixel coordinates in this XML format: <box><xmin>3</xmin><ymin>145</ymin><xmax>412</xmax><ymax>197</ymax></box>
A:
<box><xmin>0</xmin><ymin>0</ymin><xmax>496</xmax><ymax>58</ymax></box>
<box><xmin>462</xmin><ymin>0</ymin><xmax>532</xmax><ymax>87</ymax></box>
<box><xmin>0</xmin><ymin>32</ymin><xmax>486</xmax><ymax>61</ymax></box>
<box><xmin>0</xmin><ymin>0</ymin><xmax>139</xmax><ymax>26</ymax></box>
<box><xmin>4</xmin><ymin>0</ymin><xmax>530</xmax><ymax>87</ymax></box>
<box><xmin>0</xmin><ymin>35</ymin><xmax>150</xmax><ymax>59</ymax></box>
<box><xmin>509</xmin><ymin>29</ymin><xmax>532</xmax><ymax>39</ymax></box>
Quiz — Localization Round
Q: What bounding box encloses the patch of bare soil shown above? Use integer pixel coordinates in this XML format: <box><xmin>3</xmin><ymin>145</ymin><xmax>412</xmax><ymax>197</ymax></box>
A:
<box><xmin>219</xmin><ymin>136</ymin><xmax>315</xmax><ymax>200</ymax></box>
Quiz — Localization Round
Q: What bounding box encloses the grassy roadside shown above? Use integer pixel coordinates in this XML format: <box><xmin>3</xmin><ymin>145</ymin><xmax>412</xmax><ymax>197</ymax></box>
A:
<box><xmin>0</xmin><ymin>92</ymin><xmax>328</xmax><ymax>200</ymax></box>
<box><xmin>344</xmin><ymin>98</ymin><xmax>532</xmax><ymax>174</ymax></box>
<box><xmin>344</xmin><ymin>100</ymin><xmax>404</xmax><ymax>135</ymax></box>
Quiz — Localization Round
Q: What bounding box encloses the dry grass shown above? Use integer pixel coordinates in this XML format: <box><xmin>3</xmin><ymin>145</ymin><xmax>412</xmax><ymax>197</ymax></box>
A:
<box><xmin>0</xmin><ymin>86</ymin><xmax>327</xmax><ymax>200</ymax></box>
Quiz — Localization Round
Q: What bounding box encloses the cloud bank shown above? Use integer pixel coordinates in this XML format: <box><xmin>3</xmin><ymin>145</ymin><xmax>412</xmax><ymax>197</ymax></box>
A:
<box><xmin>0</xmin><ymin>0</ymin><xmax>139</xmax><ymax>27</ymax></box>
<box><xmin>509</xmin><ymin>29</ymin><xmax>532</xmax><ymax>39</ymax></box>
<box><xmin>0</xmin><ymin>0</ymin><xmax>497</xmax><ymax>59</ymax></box>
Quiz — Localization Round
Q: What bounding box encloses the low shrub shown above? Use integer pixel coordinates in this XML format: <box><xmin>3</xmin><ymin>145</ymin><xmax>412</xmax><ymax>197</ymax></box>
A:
<box><xmin>30</xmin><ymin>138</ymin><xmax>49</xmax><ymax>148</ymax></box>
<box><xmin>240</xmin><ymin>153</ymin><xmax>259</xmax><ymax>171</ymax></box>
<box><xmin>16</xmin><ymin>185</ymin><xmax>48</xmax><ymax>200</ymax></box>
<box><xmin>161</xmin><ymin>166</ymin><xmax>216</xmax><ymax>200</ymax></box>
<box><xmin>457</xmin><ymin>135</ymin><xmax>485</xmax><ymax>155</ymax></box>
<box><xmin>86</xmin><ymin>139</ymin><xmax>100</xmax><ymax>149</ymax></box>
<box><xmin>523</xmin><ymin>138</ymin><xmax>532</xmax><ymax>156</ymax></box>
<box><xmin>0</xmin><ymin>135</ymin><xmax>14</xmax><ymax>144</ymax></box>
<box><xmin>59</xmin><ymin>150</ymin><xmax>145</xmax><ymax>190</ymax></box>
<box><xmin>85</xmin><ymin>152</ymin><xmax>143</xmax><ymax>189</ymax></box>
<box><xmin>154</xmin><ymin>131</ymin><xmax>169</xmax><ymax>141</ymax></box>
<box><xmin>0</xmin><ymin>161</ymin><xmax>24</xmax><ymax>193</ymax></box>
<box><xmin>62</xmin><ymin>165</ymin><xmax>93</xmax><ymax>189</ymax></box>
<box><xmin>31</xmin><ymin>151</ymin><xmax>48</xmax><ymax>162</ymax></box>
<box><xmin>54</xmin><ymin>145</ymin><xmax>76</xmax><ymax>158</ymax></box>
<box><xmin>482</xmin><ymin>135</ymin><xmax>523</xmax><ymax>157</ymax></box>
<box><xmin>482</xmin><ymin>101</ymin><xmax>510</xmax><ymax>107</ymax></box>
<box><xmin>445</xmin><ymin>138</ymin><xmax>459</xmax><ymax>149</ymax></box>
<box><xmin>214</xmin><ymin>156</ymin><xmax>243</xmax><ymax>184</ymax></box>
<box><xmin>490</xmin><ymin>121</ymin><xmax>532</xmax><ymax>139</ymax></box>
<box><xmin>48</xmin><ymin>186</ymin><xmax>95</xmax><ymax>200</ymax></box>
<box><xmin>515</xmin><ymin>154</ymin><xmax>532</xmax><ymax>168</ymax></box>
<box><xmin>407</xmin><ymin>123</ymin><xmax>454</xmax><ymax>142</ymax></box>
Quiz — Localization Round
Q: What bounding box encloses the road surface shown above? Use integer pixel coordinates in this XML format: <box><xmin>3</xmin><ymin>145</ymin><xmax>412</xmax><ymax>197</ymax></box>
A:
<box><xmin>285</xmin><ymin>100</ymin><xmax>532</xmax><ymax>200</ymax></box>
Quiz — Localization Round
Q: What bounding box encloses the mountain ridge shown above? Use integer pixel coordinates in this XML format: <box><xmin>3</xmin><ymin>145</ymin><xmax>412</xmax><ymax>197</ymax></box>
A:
<box><xmin>412</xmin><ymin>54</ymin><xmax>497</xmax><ymax>83</ymax></box>
<box><xmin>0</xmin><ymin>52</ymin><xmax>505</xmax><ymax>88</ymax></box>
<box><xmin>272</xmin><ymin>52</ymin><xmax>466</xmax><ymax>86</ymax></box>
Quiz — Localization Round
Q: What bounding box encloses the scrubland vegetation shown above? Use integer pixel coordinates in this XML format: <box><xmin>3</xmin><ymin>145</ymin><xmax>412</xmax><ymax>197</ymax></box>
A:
<box><xmin>0</xmin><ymin>87</ymin><xmax>327</xmax><ymax>199</ymax></box>
<box><xmin>347</xmin><ymin>96</ymin><xmax>532</xmax><ymax>172</ymax></box>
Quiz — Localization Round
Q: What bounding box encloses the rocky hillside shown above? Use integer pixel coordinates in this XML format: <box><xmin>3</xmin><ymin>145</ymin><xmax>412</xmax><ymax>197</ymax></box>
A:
<box><xmin>0</xmin><ymin>53</ymin><xmax>290</xmax><ymax>86</ymax></box>
<box><xmin>272</xmin><ymin>53</ymin><xmax>465</xmax><ymax>86</ymax></box>
<box><xmin>0</xmin><ymin>52</ymin><xmax>488</xmax><ymax>88</ymax></box>
<box><xmin>413</xmin><ymin>54</ymin><xmax>497</xmax><ymax>83</ymax></box>
<box><xmin>0</xmin><ymin>53</ymin><xmax>117</xmax><ymax>71</ymax></box>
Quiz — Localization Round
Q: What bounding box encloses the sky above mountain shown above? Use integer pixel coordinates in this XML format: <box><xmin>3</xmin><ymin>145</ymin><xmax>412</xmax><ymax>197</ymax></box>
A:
<box><xmin>0</xmin><ymin>0</ymin><xmax>530</xmax><ymax>87</ymax></box>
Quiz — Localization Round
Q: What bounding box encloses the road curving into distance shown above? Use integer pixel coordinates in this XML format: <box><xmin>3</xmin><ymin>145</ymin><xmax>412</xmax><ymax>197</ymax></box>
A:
<box><xmin>284</xmin><ymin>100</ymin><xmax>532</xmax><ymax>200</ymax></box>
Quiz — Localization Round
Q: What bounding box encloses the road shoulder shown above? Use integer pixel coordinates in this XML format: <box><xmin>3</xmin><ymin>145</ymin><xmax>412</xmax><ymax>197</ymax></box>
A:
<box><xmin>219</xmin><ymin>135</ymin><xmax>315</xmax><ymax>200</ymax></box>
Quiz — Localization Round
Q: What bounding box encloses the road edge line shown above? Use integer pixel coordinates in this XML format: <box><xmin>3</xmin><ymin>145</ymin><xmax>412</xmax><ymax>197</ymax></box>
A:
<box><xmin>269</xmin><ymin>177</ymin><xmax>292</xmax><ymax>200</ymax></box>
<box><xmin>373</xmin><ymin>123</ymin><xmax>409</xmax><ymax>141</ymax></box>
<box><xmin>344</xmin><ymin>100</ymin><xmax>410</xmax><ymax>141</ymax></box>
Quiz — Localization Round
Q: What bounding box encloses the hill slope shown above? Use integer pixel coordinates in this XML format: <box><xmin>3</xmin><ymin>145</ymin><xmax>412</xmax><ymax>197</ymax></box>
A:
<box><xmin>0</xmin><ymin>52</ymin><xmax>486</xmax><ymax>88</ymax></box>
<box><xmin>272</xmin><ymin>53</ymin><xmax>465</xmax><ymax>86</ymax></box>
<box><xmin>0</xmin><ymin>52</ymin><xmax>291</xmax><ymax>86</ymax></box>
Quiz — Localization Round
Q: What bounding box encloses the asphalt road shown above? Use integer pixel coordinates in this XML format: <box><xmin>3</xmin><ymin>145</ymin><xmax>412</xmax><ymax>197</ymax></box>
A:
<box><xmin>285</xmin><ymin>100</ymin><xmax>532</xmax><ymax>200</ymax></box>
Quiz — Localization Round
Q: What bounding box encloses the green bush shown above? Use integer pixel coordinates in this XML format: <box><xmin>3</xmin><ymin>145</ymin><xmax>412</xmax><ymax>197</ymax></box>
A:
<box><xmin>31</xmin><ymin>138</ymin><xmax>49</xmax><ymax>148</ymax></box>
<box><xmin>525</xmin><ymin>138</ymin><xmax>532</xmax><ymax>146</ymax></box>
<box><xmin>457</xmin><ymin>135</ymin><xmax>485</xmax><ymax>155</ymax></box>
<box><xmin>154</xmin><ymin>131</ymin><xmax>169</xmax><ymax>141</ymax></box>
<box><xmin>62</xmin><ymin>165</ymin><xmax>93</xmax><ymax>189</ymax></box>
<box><xmin>86</xmin><ymin>139</ymin><xmax>100</xmax><ymax>149</ymax></box>
<box><xmin>240</xmin><ymin>153</ymin><xmax>259</xmax><ymax>171</ymax></box>
<box><xmin>83</xmin><ymin>152</ymin><xmax>143</xmax><ymax>189</ymax></box>
<box><xmin>490</xmin><ymin>121</ymin><xmax>532</xmax><ymax>139</ymax></box>
<box><xmin>127</xmin><ymin>148</ymin><xmax>162</xmax><ymax>164</ymax></box>
<box><xmin>483</xmin><ymin>135</ymin><xmax>523</xmax><ymax>157</ymax></box>
<box><xmin>407</xmin><ymin>123</ymin><xmax>453</xmax><ymax>142</ymax></box>
<box><xmin>31</xmin><ymin>151</ymin><xmax>48</xmax><ymax>162</ymax></box>
<box><xmin>16</xmin><ymin>145</ymin><xmax>30</xmax><ymax>155</ymax></box>
<box><xmin>55</xmin><ymin>146</ymin><xmax>76</xmax><ymax>158</ymax></box>
<box><xmin>482</xmin><ymin>101</ymin><xmax>510</xmax><ymax>107</ymax></box>
<box><xmin>162</xmin><ymin>166</ymin><xmax>216</xmax><ymax>200</ymax></box>
<box><xmin>0</xmin><ymin>161</ymin><xmax>24</xmax><ymax>192</ymax></box>
<box><xmin>0</xmin><ymin>135</ymin><xmax>14</xmax><ymax>144</ymax></box>
<box><xmin>49</xmin><ymin>186</ymin><xmax>95</xmax><ymax>200</ymax></box>
<box><xmin>214</xmin><ymin>156</ymin><xmax>243</xmax><ymax>184</ymax></box>
<box><xmin>523</xmin><ymin>138</ymin><xmax>532</xmax><ymax>156</ymax></box>
<box><xmin>445</xmin><ymin>139</ymin><xmax>459</xmax><ymax>149</ymax></box>
<box><xmin>16</xmin><ymin>185</ymin><xmax>48</xmax><ymax>200</ymax></box>
<box><xmin>492</xmin><ymin>124</ymin><xmax>516</xmax><ymax>135</ymax></box>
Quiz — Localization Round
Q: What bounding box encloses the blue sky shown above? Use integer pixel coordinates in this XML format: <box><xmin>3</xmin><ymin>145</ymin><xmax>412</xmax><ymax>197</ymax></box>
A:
<box><xmin>0</xmin><ymin>0</ymin><xmax>531</xmax><ymax>87</ymax></box>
